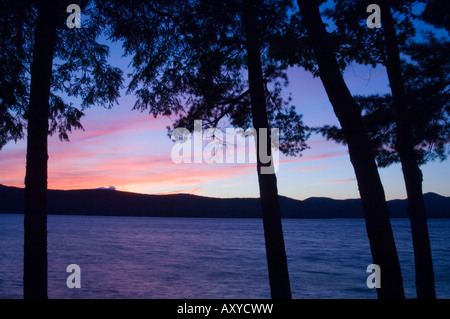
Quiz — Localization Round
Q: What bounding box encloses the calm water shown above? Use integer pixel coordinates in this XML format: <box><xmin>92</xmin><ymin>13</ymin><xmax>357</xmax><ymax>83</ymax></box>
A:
<box><xmin>0</xmin><ymin>214</ymin><xmax>449</xmax><ymax>299</ymax></box>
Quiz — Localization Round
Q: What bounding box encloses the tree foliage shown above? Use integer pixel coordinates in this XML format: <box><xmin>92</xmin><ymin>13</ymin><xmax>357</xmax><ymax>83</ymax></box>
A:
<box><xmin>306</xmin><ymin>0</ymin><xmax>450</xmax><ymax>168</ymax></box>
<box><xmin>0</xmin><ymin>0</ymin><xmax>123</xmax><ymax>149</ymax></box>
<box><xmin>98</xmin><ymin>0</ymin><xmax>310</xmax><ymax>156</ymax></box>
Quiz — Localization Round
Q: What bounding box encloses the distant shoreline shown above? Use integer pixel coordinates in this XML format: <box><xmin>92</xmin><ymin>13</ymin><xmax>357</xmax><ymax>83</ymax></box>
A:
<box><xmin>3</xmin><ymin>213</ymin><xmax>450</xmax><ymax>220</ymax></box>
<box><xmin>1</xmin><ymin>184</ymin><xmax>449</xmax><ymax>219</ymax></box>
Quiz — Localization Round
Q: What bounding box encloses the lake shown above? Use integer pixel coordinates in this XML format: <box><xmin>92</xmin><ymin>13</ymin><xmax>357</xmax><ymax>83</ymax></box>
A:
<box><xmin>0</xmin><ymin>214</ymin><xmax>449</xmax><ymax>299</ymax></box>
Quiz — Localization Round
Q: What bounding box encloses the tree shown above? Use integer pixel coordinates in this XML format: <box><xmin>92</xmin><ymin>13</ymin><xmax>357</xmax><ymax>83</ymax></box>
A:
<box><xmin>23</xmin><ymin>0</ymin><xmax>59</xmax><ymax>299</ymax></box>
<box><xmin>316</xmin><ymin>0</ymin><xmax>450</xmax><ymax>298</ymax></box>
<box><xmin>98</xmin><ymin>0</ymin><xmax>309</xmax><ymax>298</ymax></box>
<box><xmin>380</xmin><ymin>1</ymin><xmax>435</xmax><ymax>298</ymax></box>
<box><xmin>317</xmin><ymin>49</ymin><xmax>449</xmax><ymax>298</ymax></box>
<box><xmin>242</xmin><ymin>0</ymin><xmax>291</xmax><ymax>299</ymax></box>
<box><xmin>294</xmin><ymin>0</ymin><xmax>405</xmax><ymax>298</ymax></box>
<box><xmin>1</xmin><ymin>0</ymin><xmax>123</xmax><ymax>298</ymax></box>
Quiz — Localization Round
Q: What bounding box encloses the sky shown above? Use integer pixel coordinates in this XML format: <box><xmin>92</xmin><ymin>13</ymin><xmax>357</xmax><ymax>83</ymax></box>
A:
<box><xmin>1</xmin><ymin>6</ymin><xmax>449</xmax><ymax>201</ymax></box>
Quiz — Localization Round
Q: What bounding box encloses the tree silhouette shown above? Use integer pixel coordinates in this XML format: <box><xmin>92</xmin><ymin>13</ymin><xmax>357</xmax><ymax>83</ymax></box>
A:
<box><xmin>380</xmin><ymin>1</ymin><xmax>435</xmax><ymax>298</ymax></box>
<box><xmin>98</xmin><ymin>0</ymin><xmax>310</xmax><ymax>298</ymax></box>
<box><xmin>1</xmin><ymin>0</ymin><xmax>123</xmax><ymax>298</ymax></box>
<box><xmin>294</xmin><ymin>0</ymin><xmax>405</xmax><ymax>298</ymax></box>
<box><xmin>23</xmin><ymin>0</ymin><xmax>59</xmax><ymax>299</ymax></box>
<box><xmin>315</xmin><ymin>0</ymin><xmax>450</xmax><ymax>298</ymax></box>
<box><xmin>242</xmin><ymin>0</ymin><xmax>292</xmax><ymax>299</ymax></box>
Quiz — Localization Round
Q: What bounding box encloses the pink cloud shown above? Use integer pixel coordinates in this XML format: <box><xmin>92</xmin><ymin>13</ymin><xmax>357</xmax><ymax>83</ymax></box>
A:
<box><xmin>47</xmin><ymin>113</ymin><xmax>169</xmax><ymax>148</ymax></box>
<box><xmin>43</xmin><ymin>150</ymin><xmax>258</xmax><ymax>194</ymax></box>
<box><xmin>0</xmin><ymin>110</ymin><xmax>350</xmax><ymax>198</ymax></box>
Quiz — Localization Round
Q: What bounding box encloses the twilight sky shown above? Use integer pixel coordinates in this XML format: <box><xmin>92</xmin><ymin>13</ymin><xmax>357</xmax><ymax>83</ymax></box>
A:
<box><xmin>1</xmin><ymin>11</ymin><xmax>449</xmax><ymax>201</ymax></box>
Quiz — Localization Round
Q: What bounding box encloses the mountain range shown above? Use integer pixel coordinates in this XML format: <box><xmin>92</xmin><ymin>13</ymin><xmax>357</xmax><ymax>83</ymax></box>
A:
<box><xmin>1</xmin><ymin>184</ymin><xmax>449</xmax><ymax>218</ymax></box>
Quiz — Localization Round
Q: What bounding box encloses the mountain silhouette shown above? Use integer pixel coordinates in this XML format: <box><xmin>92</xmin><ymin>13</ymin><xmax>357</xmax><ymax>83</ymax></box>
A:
<box><xmin>0</xmin><ymin>184</ymin><xmax>449</xmax><ymax>218</ymax></box>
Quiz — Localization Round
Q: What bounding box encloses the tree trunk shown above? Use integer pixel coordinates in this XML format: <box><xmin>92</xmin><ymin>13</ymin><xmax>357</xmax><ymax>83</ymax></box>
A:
<box><xmin>297</xmin><ymin>0</ymin><xmax>404</xmax><ymax>299</ymax></box>
<box><xmin>380</xmin><ymin>3</ymin><xmax>436</xmax><ymax>299</ymax></box>
<box><xmin>242</xmin><ymin>0</ymin><xmax>292</xmax><ymax>299</ymax></box>
<box><xmin>23</xmin><ymin>0</ymin><xmax>58</xmax><ymax>299</ymax></box>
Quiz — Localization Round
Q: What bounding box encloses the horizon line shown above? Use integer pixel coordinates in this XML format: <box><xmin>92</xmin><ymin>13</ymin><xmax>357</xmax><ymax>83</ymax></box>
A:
<box><xmin>1</xmin><ymin>183</ymin><xmax>446</xmax><ymax>202</ymax></box>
